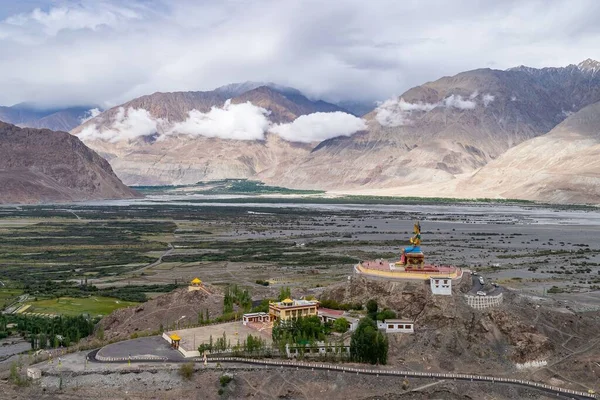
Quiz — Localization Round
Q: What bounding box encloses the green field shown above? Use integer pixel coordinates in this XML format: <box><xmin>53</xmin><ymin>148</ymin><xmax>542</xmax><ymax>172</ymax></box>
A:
<box><xmin>0</xmin><ymin>289</ymin><xmax>22</xmax><ymax>301</ymax></box>
<box><xmin>25</xmin><ymin>296</ymin><xmax>138</xmax><ymax>317</ymax></box>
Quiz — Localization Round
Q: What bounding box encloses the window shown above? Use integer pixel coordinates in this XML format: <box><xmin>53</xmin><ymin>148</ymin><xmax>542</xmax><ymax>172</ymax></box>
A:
<box><xmin>388</xmin><ymin>324</ymin><xmax>394</xmax><ymax>329</ymax></box>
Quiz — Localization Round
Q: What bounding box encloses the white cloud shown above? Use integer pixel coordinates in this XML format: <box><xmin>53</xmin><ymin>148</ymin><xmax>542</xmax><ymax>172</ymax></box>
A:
<box><xmin>271</xmin><ymin>112</ymin><xmax>366</xmax><ymax>143</ymax></box>
<box><xmin>80</xmin><ymin>107</ymin><xmax>101</xmax><ymax>123</ymax></box>
<box><xmin>483</xmin><ymin>93</ymin><xmax>495</xmax><ymax>107</ymax></box>
<box><xmin>168</xmin><ymin>100</ymin><xmax>271</xmax><ymax>141</ymax></box>
<box><xmin>376</xmin><ymin>94</ymin><xmax>482</xmax><ymax>127</ymax></box>
<box><xmin>375</xmin><ymin>98</ymin><xmax>438</xmax><ymax>127</ymax></box>
<box><xmin>443</xmin><ymin>94</ymin><xmax>477</xmax><ymax>110</ymax></box>
<box><xmin>79</xmin><ymin>107</ymin><xmax>159</xmax><ymax>142</ymax></box>
<box><xmin>1</xmin><ymin>1</ymin><xmax>600</xmax><ymax>108</ymax></box>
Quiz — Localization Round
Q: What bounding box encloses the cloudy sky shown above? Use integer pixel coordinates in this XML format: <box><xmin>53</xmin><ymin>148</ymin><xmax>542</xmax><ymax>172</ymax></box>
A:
<box><xmin>1</xmin><ymin>0</ymin><xmax>599</xmax><ymax>109</ymax></box>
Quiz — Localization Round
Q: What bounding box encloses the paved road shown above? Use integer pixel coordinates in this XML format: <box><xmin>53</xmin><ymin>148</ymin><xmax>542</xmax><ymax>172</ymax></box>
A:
<box><xmin>96</xmin><ymin>336</ymin><xmax>184</xmax><ymax>362</ymax></box>
<box><xmin>468</xmin><ymin>274</ymin><xmax>503</xmax><ymax>296</ymax></box>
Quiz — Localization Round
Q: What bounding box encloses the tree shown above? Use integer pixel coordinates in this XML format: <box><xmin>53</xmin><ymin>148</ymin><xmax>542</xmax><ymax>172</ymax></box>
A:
<box><xmin>350</xmin><ymin>317</ymin><xmax>388</xmax><ymax>365</ymax></box>
<box><xmin>278</xmin><ymin>287</ymin><xmax>291</xmax><ymax>301</ymax></box>
<box><xmin>332</xmin><ymin>317</ymin><xmax>349</xmax><ymax>333</ymax></box>
<box><xmin>376</xmin><ymin>309</ymin><xmax>396</xmax><ymax>321</ymax></box>
<box><xmin>366</xmin><ymin>299</ymin><xmax>378</xmax><ymax>318</ymax></box>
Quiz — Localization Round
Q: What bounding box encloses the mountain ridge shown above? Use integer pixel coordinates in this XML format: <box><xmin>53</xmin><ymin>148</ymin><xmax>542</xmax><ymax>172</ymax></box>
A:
<box><xmin>0</xmin><ymin>122</ymin><xmax>139</xmax><ymax>204</ymax></box>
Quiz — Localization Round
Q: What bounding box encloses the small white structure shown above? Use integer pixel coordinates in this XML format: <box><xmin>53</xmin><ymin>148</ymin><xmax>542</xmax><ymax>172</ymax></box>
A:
<box><xmin>27</xmin><ymin>367</ymin><xmax>41</xmax><ymax>380</ymax></box>
<box><xmin>377</xmin><ymin>319</ymin><xmax>414</xmax><ymax>333</ymax></box>
<box><xmin>430</xmin><ymin>277</ymin><xmax>452</xmax><ymax>295</ymax></box>
<box><xmin>242</xmin><ymin>312</ymin><xmax>270</xmax><ymax>325</ymax></box>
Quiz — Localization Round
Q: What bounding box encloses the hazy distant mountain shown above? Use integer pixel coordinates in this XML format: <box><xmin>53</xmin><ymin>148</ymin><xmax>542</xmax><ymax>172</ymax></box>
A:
<box><xmin>0</xmin><ymin>103</ymin><xmax>93</xmax><ymax>131</ymax></box>
<box><xmin>334</xmin><ymin>100</ymin><xmax>378</xmax><ymax>117</ymax></box>
<box><xmin>214</xmin><ymin>81</ymin><xmax>302</xmax><ymax>99</ymax></box>
<box><xmin>0</xmin><ymin>122</ymin><xmax>138</xmax><ymax>204</ymax></box>
<box><xmin>461</xmin><ymin>100</ymin><xmax>600</xmax><ymax>203</ymax></box>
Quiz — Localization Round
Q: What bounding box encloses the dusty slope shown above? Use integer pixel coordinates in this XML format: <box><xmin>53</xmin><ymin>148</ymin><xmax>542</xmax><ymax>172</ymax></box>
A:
<box><xmin>461</xmin><ymin>100</ymin><xmax>600</xmax><ymax>203</ymax></box>
<box><xmin>0</xmin><ymin>122</ymin><xmax>138</xmax><ymax>204</ymax></box>
<box><xmin>99</xmin><ymin>286</ymin><xmax>224</xmax><ymax>340</ymax></box>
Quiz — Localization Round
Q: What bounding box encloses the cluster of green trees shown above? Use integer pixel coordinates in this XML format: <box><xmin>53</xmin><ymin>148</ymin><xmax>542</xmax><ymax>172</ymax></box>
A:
<box><xmin>20</xmin><ymin>280</ymin><xmax>180</xmax><ymax>303</ymax></box>
<box><xmin>272</xmin><ymin>315</ymin><xmax>328</xmax><ymax>349</ymax></box>
<box><xmin>197</xmin><ymin>333</ymin><xmax>267</xmax><ymax>354</ymax></box>
<box><xmin>223</xmin><ymin>285</ymin><xmax>252</xmax><ymax>314</ymax></box>
<box><xmin>1</xmin><ymin>314</ymin><xmax>96</xmax><ymax>349</ymax></box>
<box><xmin>366</xmin><ymin>299</ymin><xmax>397</xmax><ymax>321</ymax></box>
<box><xmin>350</xmin><ymin>317</ymin><xmax>388</xmax><ymax>364</ymax></box>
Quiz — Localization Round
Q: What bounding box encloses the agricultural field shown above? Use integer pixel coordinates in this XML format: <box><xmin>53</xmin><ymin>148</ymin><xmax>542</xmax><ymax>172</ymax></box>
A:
<box><xmin>23</xmin><ymin>296</ymin><xmax>138</xmax><ymax>317</ymax></box>
<box><xmin>0</xmin><ymin>199</ymin><xmax>599</xmax><ymax>314</ymax></box>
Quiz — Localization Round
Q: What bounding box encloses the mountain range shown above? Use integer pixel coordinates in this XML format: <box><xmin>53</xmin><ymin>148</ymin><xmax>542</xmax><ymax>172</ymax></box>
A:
<box><xmin>3</xmin><ymin>60</ymin><xmax>600</xmax><ymax>204</ymax></box>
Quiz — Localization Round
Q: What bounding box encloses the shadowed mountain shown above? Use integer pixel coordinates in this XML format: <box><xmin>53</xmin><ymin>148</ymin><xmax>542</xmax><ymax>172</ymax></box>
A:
<box><xmin>0</xmin><ymin>122</ymin><xmax>139</xmax><ymax>204</ymax></box>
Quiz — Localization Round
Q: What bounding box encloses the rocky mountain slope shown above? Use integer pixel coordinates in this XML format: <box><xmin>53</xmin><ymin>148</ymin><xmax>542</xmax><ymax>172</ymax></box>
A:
<box><xmin>266</xmin><ymin>60</ymin><xmax>600</xmax><ymax>191</ymax></box>
<box><xmin>67</xmin><ymin>60</ymin><xmax>600</xmax><ymax>203</ymax></box>
<box><xmin>0</xmin><ymin>104</ymin><xmax>91</xmax><ymax>131</ymax></box>
<box><xmin>461</xmin><ymin>100</ymin><xmax>600</xmax><ymax>203</ymax></box>
<box><xmin>71</xmin><ymin>84</ymin><xmax>345</xmax><ymax>185</ymax></box>
<box><xmin>0</xmin><ymin>122</ymin><xmax>138</xmax><ymax>204</ymax></box>
<box><xmin>321</xmin><ymin>275</ymin><xmax>600</xmax><ymax>387</ymax></box>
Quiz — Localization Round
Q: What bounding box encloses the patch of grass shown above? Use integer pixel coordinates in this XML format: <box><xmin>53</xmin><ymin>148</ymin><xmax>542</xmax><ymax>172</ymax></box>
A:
<box><xmin>25</xmin><ymin>296</ymin><xmax>138</xmax><ymax>316</ymax></box>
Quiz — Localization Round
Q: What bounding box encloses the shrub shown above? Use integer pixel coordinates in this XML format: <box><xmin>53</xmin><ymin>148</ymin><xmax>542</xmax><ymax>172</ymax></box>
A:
<box><xmin>179</xmin><ymin>362</ymin><xmax>194</xmax><ymax>380</ymax></box>
<box><xmin>219</xmin><ymin>374</ymin><xmax>233</xmax><ymax>386</ymax></box>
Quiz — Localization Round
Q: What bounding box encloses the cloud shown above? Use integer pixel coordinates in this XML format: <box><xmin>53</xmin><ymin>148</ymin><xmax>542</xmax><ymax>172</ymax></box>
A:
<box><xmin>483</xmin><ymin>93</ymin><xmax>495</xmax><ymax>107</ymax></box>
<box><xmin>443</xmin><ymin>94</ymin><xmax>477</xmax><ymax>110</ymax></box>
<box><xmin>271</xmin><ymin>112</ymin><xmax>366</xmax><ymax>143</ymax></box>
<box><xmin>168</xmin><ymin>100</ymin><xmax>271</xmax><ymax>141</ymax></box>
<box><xmin>375</xmin><ymin>98</ymin><xmax>437</xmax><ymax>127</ymax></box>
<box><xmin>376</xmin><ymin>94</ymin><xmax>482</xmax><ymax>127</ymax></box>
<box><xmin>79</xmin><ymin>107</ymin><xmax>159</xmax><ymax>142</ymax></box>
<box><xmin>80</xmin><ymin>107</ymin><xmax>101</xmax><ymax>123</ymax></box>
<box><xmin>1</xmin><ymin>1</ymin><xmax>600</xmax><ymax>108</ymax></box>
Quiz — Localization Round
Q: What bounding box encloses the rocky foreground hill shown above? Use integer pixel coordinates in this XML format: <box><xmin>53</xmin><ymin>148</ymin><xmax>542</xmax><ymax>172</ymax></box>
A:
<box><xmin>321</xmin><ymin>276</ymin><xmax>600</xmax><ymax>387</ymax></box>
<box><xmin>0</xmin><ymin>122</ymin><xmax>138</xmax><ymax>204</ymax></box>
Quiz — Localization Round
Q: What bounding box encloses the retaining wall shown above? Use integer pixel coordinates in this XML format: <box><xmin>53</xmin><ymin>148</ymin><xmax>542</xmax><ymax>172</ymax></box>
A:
<box><xmin>208</xmin><ymin>357</ymin><xmax>597</xmax><ymax>399</ymax></box>
<box><xmin>465</xmin><ymin>293</ymin><xmax>503</xmax><ymax>310</ymax></box>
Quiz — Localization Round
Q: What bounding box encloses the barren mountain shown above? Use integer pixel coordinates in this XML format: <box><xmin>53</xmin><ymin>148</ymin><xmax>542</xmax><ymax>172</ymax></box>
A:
<box><xmin>460</xmin><ymin>100</ymin><xmax>600</xmax><ymax>203</ymax></box>
<box><xmin>265</xmin><ymin>61</ymin><xmax>600</xmax><ymax>191</ymax></box>
<box><xmin>0</xmin><ymin>122</ymin><xmax>138</xmax><ymax>204</ymax></box>
<box><xmin>231</xmin><ymin>86</ymin><xmax>347</xmax><ymax>123</ymax></box>
<box><xmin>71</xmin><ymin>85</ymin><xmax>343</xmax><ymax>185</ymax></box>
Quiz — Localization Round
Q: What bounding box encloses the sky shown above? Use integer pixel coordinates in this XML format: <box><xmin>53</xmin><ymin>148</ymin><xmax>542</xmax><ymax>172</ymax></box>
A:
<box><xmin>1</xmin><ymin>0</ymin><xmax>599</xmax><ymax>109</ymax></box>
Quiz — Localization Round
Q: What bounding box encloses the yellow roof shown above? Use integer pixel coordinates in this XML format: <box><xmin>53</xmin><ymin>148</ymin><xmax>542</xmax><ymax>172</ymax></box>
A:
<box><xmin>170</xmin><ymin>333</ymin><xmax>181</xmax><ymax>341</ymax></box>
<box><xmin>191</xmin><ymin>278</ymin><xmax>202</xmax><ymax>284</ymax></box>
<box><xmin>282</xmin><ymin>298</ymin><xmax>293</xmax><ymax>303</ymax></box>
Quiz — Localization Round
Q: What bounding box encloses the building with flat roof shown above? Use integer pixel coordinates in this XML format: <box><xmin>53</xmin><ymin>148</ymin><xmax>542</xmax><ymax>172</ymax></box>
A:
<box><xmin>269</xmin><ymin>298</ymin><xmax>319</xmax><ymax>321</ymax></box>
<box><xmin>377</xmin><ymin>319</ymin><xmax>414</xmax><ymax>333</ymax></box>
<box><xmin>430</xmin><ymin>277</ymin><xmax>452</xmax><ymax>295</ymax></box>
